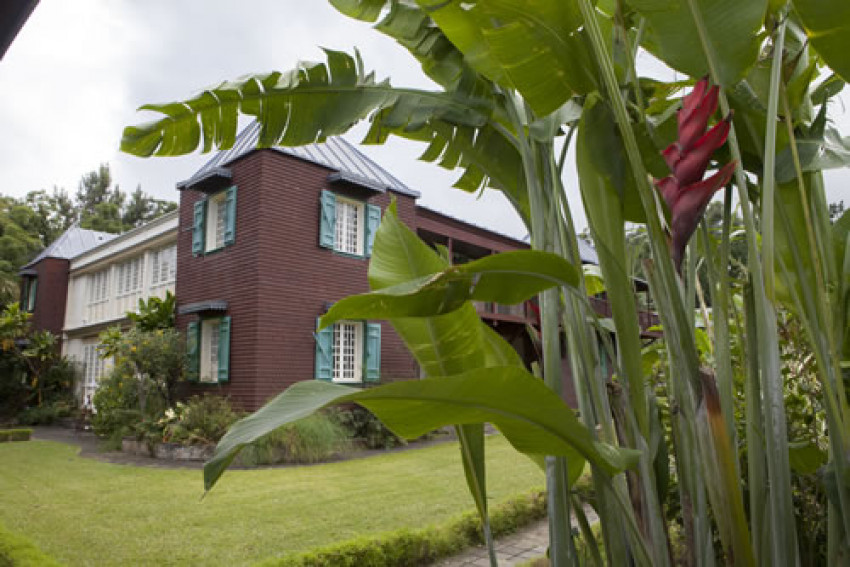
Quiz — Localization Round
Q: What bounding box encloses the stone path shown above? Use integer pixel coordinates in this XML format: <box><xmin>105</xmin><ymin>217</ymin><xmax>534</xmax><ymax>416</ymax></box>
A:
<box><xmin>433</xmin><ymin>519</ymin><xmax>550</xmax><ymax>566</ymax></box>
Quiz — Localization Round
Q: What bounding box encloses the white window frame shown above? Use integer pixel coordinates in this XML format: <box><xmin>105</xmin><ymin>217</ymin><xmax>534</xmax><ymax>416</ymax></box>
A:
<box><xmin>199</xmin><ymin>318</ymin><xmax>222</xmax><ymax>383</ymax></box>
<box><xmin>334</xmin><ymin>198</ymin><xmax>364</xmax><ymax>256</ymax></box>
<box><xmin>151</xmin><ymin>245</ymin><xmax>176</xmax><ymax>287</ymax></box>
<box><xmin>332</xmin><ymin>321</ymin><xmax>363</xmax><ymax>383</ymax></box>
<box><xmin>205</xmin><ymin>192</ymin><xmax>227</xmax><ymax>253</ymax></box>
<box><xmin>116</xmin><ymin>256</ymin><xmax>144</xmax><ymax>297</ymax></box>
<box><xmin>87</xmin><ymin>269</ymin><xmax>110</xmax><ymax>306</ymax></box>
<box><xmin>80</xmin><ymin>342</ymin><xmax>108</xmax><ymax>409</ymax></box>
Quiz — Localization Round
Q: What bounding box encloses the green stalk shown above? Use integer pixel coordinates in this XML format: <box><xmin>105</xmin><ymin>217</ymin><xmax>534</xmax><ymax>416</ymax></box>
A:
<box><xmin>505</xmin><ymin>92</ymin><xmax>574</xmax><ymax>566</ymax></box>
<box><xmin>683</xmin><ymin>1</ymin><xmax>798</xmax><ymax>563</ymax></box>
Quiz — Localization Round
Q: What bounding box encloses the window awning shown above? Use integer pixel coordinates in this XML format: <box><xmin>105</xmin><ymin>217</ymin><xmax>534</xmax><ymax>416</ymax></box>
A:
<box><xmin>178</xmin><ymin>300</ymin><xmax>228</xmax><ymax>315</ymax></box>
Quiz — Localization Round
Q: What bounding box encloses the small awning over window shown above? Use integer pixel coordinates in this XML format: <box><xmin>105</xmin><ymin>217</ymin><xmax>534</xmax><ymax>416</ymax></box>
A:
<box><xmin>178</xmin><ymin>300</ymin><xmax>228</xmax><ymax>315</ymax></box>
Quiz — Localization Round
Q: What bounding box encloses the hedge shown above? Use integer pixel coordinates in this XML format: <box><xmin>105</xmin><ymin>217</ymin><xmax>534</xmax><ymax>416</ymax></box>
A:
<box><xmin>0</xmin><ymin>524</ymin><xmax>62</xmax><ymax>567</ymax></box>
<box><xmin>257</xmin><ymin>489</ymin><xmax>547</xmax><ymax>567</ymax></box>
<box><xmin>0</xmin><ymin>430</ymin><xmax>31</xmax><ymax>443</ymax></box>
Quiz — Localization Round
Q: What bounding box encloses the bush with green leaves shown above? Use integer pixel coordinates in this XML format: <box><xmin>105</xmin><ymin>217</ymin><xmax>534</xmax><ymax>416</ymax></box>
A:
<box><xmin>239</xmin><ymin>412</ymin><xmax>350</xmax><ymax>466</ymax></box>
<box><xmin>159</xmin><ymin>395</ymin><xmax>242</xmax><ymax>445</ymax></box>
<box><xmin>330</xmin><ymin>406</ymin><xmax>405</xmax><ymax>449</ymax></box>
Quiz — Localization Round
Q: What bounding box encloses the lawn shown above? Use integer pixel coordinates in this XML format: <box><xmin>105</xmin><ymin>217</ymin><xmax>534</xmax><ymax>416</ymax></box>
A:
<box><xmin>0</xmin><ymin>435</ymin><xmax>543</xmax><ymax>566</ymax></box>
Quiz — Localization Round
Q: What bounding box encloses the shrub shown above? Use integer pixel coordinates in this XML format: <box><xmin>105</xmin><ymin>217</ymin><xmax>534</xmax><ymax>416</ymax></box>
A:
<box><xmin>16</xmin><ymin>400</ymin><xmax>73</xmax><ymax>426</ymax></box>
<box><xmin>0</xmin><ymin>429</ymin><xmax>31</xmax><ymax>442</ymax></box>
<box><xmin>0</xmin><ymin>523</ymin><xmax>61</xmax><ymax>567</ymax></box>
<box><xmin>161</xmin><ymin>395</ymin><xmax>242</xmax><ymax>445</ymax></box>
<box><xmin>330</xmin><ymin>406</ymin><xmax>405</xmax><ymax>449</ymax></box>
<box><xmin>239</xmin><ymin>412</ymin><xmax>350</xmax><ymax>466</ymax></box>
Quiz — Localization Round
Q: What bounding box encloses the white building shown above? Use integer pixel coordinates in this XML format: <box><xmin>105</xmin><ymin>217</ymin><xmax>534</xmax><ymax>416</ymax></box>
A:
<box><xmin>62</xmin><ymin>211</ymin><xmax>178</xmax><ymax>406</ymax></box>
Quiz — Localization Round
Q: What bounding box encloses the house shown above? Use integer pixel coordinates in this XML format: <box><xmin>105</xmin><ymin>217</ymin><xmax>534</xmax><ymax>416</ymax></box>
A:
<box><xmin>22</xmin><ymin>123</ymin><xmax>656</xmax><ymax>412</ymax></box>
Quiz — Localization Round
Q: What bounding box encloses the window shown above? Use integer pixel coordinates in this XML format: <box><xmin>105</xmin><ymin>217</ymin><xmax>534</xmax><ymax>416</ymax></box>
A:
<box><xmin>81</xmin><ymin>343</ymin><xmax>107</xmax><ymax>408</ymax></box>
<box><xmin>151</xmin><ymin>245</ymin><xmax>176</xmax><ymax>286</ymax></box>
<box><xmin>187</xmin><ymin>316</ymin><xmax>231</xmax><ymax>383</ymax></box>
<box><xmin>116</xmin><ymin>256</ymin><xmax>144</xmax><ymax>297</ymax></box>
<box><xmin>314</xmin><ymin>319</ymin><xmax>381</xmax><ymax>383</ymax></box>
<box><xmin>319</xmin><ymin>190</ymin><xmax>381</xmax><ymax>257</ymax></box>
<box><xmin>21</xmin><ymin>277</ymin><xmax>37</xmax><ymax>312</ymax></box>
<box><xmin>192</xmin><ymin>186</ymin><xmax>237</xmax><ymax>256</ymax></box>
<box><xmin>87</xmin><ymin>269</ymin><xmax>109</xmax><ymax>305</ymax></box>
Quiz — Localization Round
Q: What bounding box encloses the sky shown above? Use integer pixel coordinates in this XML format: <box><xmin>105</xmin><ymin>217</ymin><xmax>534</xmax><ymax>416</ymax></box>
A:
<box><xmin>0</xmin><ymin>1</ymin><xmax>847</xmax><ymax>242</ymax></box>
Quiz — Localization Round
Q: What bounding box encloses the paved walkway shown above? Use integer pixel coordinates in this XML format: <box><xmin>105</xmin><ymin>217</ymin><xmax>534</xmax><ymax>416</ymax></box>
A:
<box><xmin>434</xmin><ymin>519</ymin><xmax>550</xmax><ymax>566</ymax></box>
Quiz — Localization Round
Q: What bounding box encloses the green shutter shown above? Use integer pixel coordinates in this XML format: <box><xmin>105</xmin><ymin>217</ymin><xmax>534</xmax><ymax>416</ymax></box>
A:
<box><xmin>364</xmin><ymin>203</ymin><xmax>381</xmax><ymax>257</ymax></box>
<box><xmin>186</xmin><ymin>321</ymin><xmax>200</xmax><ymax>381</ymax></box>
<box><xmin>314</xmin><ymin>318</ymin><xmax>334</xmax><ymax>381</ymax></box>
<box><xmin>192</xmin><ymin>200</ymin><xmax>206</xmax><ymax>256</ymax></box>
<box><xmin>224</xmin><ymin>186</ymin><xmax>237</xmax><ymax>246</ymax></box>
<box><xmin>218</xmin><ymin>316</ymin><xmax>231</xmax><ymax>383</ymax></box>
<box><xmin>364</xmin><ymin>322</ymin><xmax>381</xmax><ymax>382</ymax></box>
<box><xmin>319</xmin><ymin>190</ymin><xmax>336</xmax><ymax>249</ymax></box>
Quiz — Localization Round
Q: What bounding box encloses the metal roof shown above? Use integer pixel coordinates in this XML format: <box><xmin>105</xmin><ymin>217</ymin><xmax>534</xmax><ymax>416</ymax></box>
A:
<box><xmin>178</xmin><ymin>121</ymin><xmax>420</xmax><ymax>197</ymax></box>
<box><xmin>22</xmin><ymin>225</ymin><xmax>116</xmax><ymax>270</ymax></box>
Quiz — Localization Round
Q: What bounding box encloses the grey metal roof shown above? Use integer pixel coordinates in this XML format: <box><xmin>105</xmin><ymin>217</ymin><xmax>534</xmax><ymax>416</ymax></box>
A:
<box><xmin>576</xmin><ymin>238</ymin><xmax>599</xmax><ymax>265</ymax></box>
<box><xmin>178</xmin><ymin>121</ymin><xmax>420</xmax><ymax>198</ymax></box>
<box><xmin>22</xmin><ymin>225</ymin><xmax>116</xmax><ymax>269</ymax></box>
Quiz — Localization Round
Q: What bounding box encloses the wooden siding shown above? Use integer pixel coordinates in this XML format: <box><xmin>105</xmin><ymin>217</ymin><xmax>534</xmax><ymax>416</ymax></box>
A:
<box><xmin>27</xmin><ymin>257</ymin><xmax>69</xmax><ymax>343</ymax></box>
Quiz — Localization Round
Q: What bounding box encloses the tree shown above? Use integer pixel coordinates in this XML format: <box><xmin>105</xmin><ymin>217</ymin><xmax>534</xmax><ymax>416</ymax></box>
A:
<box><xmin>0</xmin><ymin>197</ymin><xmax>43</xmax><ymax>306</ymax></box>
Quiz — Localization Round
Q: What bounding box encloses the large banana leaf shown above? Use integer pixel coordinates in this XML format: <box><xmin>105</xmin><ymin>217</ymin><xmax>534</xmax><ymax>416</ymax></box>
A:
<box><xmin>629</xmin><ymin>0</ymin><xmax>767</xmax><ymax>87</ymax></box>
<box><xmin>203</xmin><ymin>367</ymin><xmax>640</xmax><ymax>491</ymax></box>
<box><xmin>415</xmin><ymin>0</ymin><xmax>598</xmax><ymax>116</ymax></box>
<box><xmin>320</xmin><ymin>249</ymin><xmax>578</xmax><ymax>325</ymax></box>
<box><xmin>792</xmin><ymin>0</ymin><xmax>850</xmax><ymax>83</ymax></box>
<box><xmin>121</xmin><ymin>49</ymin><xmax>492</xmax><ymax>157</ymax></box>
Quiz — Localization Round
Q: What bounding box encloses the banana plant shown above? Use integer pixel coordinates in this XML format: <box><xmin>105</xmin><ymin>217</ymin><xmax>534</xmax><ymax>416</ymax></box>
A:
<box><xmin>122</xmin><ymin>0</ymin><xmax>850</xmax><ymax>564</ymax></box>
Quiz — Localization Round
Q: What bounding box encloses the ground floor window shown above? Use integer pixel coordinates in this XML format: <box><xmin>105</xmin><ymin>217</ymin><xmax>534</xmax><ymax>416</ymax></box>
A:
<box><xmin>187</xmin><ymin>316</ymin><xmax>231</xmax><ymax>383</ymax></box>
<box><xmin>80</xmin><ymin>342</ymin><xmax>107</xmax><ymax>408</ymax></box>
<box><xmin>315</xmin><ymin>320</ymin><xmax>381</xmax><ymax>384</ymax></box>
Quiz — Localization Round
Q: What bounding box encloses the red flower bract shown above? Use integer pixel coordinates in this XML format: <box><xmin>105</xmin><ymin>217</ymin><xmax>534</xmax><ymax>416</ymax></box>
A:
<box><xmin>656</xmin><ymin>77</ymin><xmax>736</xmax><ymax>270</ymax></box>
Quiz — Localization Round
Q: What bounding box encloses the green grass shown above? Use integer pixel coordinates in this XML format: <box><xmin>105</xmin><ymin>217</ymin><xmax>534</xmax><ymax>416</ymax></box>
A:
<box><xmin>0</xmin><ymin>436</ymin><xmax>543</xmax><ymax>566</ymax></box>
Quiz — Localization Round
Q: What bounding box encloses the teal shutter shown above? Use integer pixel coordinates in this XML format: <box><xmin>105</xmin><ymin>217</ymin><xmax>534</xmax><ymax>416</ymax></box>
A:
<box><xmin>314</xmin><ymin>318</ymin><xmax>334</xmax><ymax>381</ymax></box>
<box><xmin>186</xmin><ymin>321</ymin><xmax>200</xmax><ymax>381</ymax></box>
<box><xmin>217</xmin><ymin>316</ymin><xmax>231</xmax><ymax>383</ymax></box>
<box><xmin>364</xmin><ymin>322</ymin><xmax>381</xmax><ymax>382</ymax></box>
<box><xmin>364</xmin><ymin>203</ymin><xmax>381</xmax><ymax>257</ymax></box>
<box><xmin>192</xmin><ymin>200</ymin><xmax>206</xmax><ymax>256</ymax></box>
<box><xmin>223</xmin><ymin>186</ymin><xmax>237</xmax><ymax>246</ymax></box>
<box><xmin>319</xmin><ymin>191</ymin><xmax>336</xmax><ymax>249</ymax></box>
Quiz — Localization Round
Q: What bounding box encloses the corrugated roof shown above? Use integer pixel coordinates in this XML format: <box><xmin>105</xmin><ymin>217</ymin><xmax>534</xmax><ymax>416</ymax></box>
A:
<box><xmin>22</xmin><ymin>225</ymin><xmax>116</xmax><ymax>269</ymax></box>
<box><xmin>178</xmin><ymin>121</ymin><xmax>420</xmax><ymax>197</ymax></box>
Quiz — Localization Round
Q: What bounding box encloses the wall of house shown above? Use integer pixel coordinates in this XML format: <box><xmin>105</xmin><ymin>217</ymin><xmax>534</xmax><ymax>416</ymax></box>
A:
<box><xmin>27</xmin><ymin>257</ymin><xmax>70</xmax><ymax>340</ymax></box>
<box><xmin>177</xmin><ymin>150</ymin><xmax>420</xmax><ymax>411</ymax></box>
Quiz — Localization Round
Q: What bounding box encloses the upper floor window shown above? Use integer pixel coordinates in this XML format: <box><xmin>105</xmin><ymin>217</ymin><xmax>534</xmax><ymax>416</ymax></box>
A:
<box><xmin>87</xmin><ymin>269</ymin><xmax>109</xmax><ymax>305</ymax></box>
<box><xmin>151</xmin><ymin>245</ymin><xmax>176</xmax><ymax>286</ymax></box>
<box><xmin>192</xmin><ymin>186</ymin><xmax>237</xmax><ymax>256</ymax></box>
<box><xmin>319</xmin><ymin>190</ymin><xmax>381</xmax><ymax>257</ymax></box>
<box><xmin>116</xmin><ymin>256</ymin><xmax>144</xmax><ymax>297</ymax></box>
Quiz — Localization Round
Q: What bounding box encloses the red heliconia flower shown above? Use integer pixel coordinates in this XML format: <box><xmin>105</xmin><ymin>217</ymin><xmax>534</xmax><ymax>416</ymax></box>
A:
<box><xmin>656</xmin><ymin>77</ymin><xmax>736</xmax><ymax>270</ymax></box>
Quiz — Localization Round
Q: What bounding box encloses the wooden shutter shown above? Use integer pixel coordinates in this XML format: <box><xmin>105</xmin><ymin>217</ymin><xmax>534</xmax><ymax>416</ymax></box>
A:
<box><xmin>217</xmin><ymin>316</ymin><xmax>231</xmax><ymax>383</ymax></box>
<box><xmin>364</xmin><ymin>322</ymin><xmax>381</xmax><ymax>382</ymax></box>
<box><xmin>364</xmin><ymin>203</ymin><xmax>381</xmax><ymax>257</ymax></box>
<box><xmin>314</xmin><ymin>318</ymin><xmax>334</xmax><ymax>381</ymax></box>
<box><xmin>319</xmin><ymin>190</ymin><xmax>336</xmax><ymax>249</ymax></box>
<box><xmin>223</xmin><ymin>186</ymin><xmax>237</xmax><ymax>246</ymax></box>
<box><xmin>192</xmin><ymin>200</ymin><xmax>206</xmax><ymax>256</ymax></box>
<box><xmin>186</xmin><ymin>321</ymin><xmax>200</xmax><ymax>381</ymax></box>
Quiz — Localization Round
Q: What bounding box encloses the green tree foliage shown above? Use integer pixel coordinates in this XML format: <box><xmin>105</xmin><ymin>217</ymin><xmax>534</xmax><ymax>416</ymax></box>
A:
<box><xmin>126</xmin><ymin>291</ymin><xmax>176</xmax><ymax>331</ymax></box>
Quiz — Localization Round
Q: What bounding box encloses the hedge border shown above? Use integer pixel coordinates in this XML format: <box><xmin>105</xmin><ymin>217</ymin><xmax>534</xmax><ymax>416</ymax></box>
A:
<box><xmin>0</xmin><ymin>430</ymin><xmax>31</xmax><ymax>443</ymax></box>
<box><xmin>256</xmin><ymin>489</ymin><xmax>547</xmax><ymax>567</ymax></box>
<box><xmin>0</xmin><ymin>524</ymin><xmax>62</xmax><ymax>567</ymax></box>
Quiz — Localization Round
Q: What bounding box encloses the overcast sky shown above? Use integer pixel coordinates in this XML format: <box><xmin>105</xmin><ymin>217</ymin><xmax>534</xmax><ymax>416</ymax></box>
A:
<box><xmin>0</xmin><ymin>1</ymin><xmax>846</xmax><ymax>241</ymax></box>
